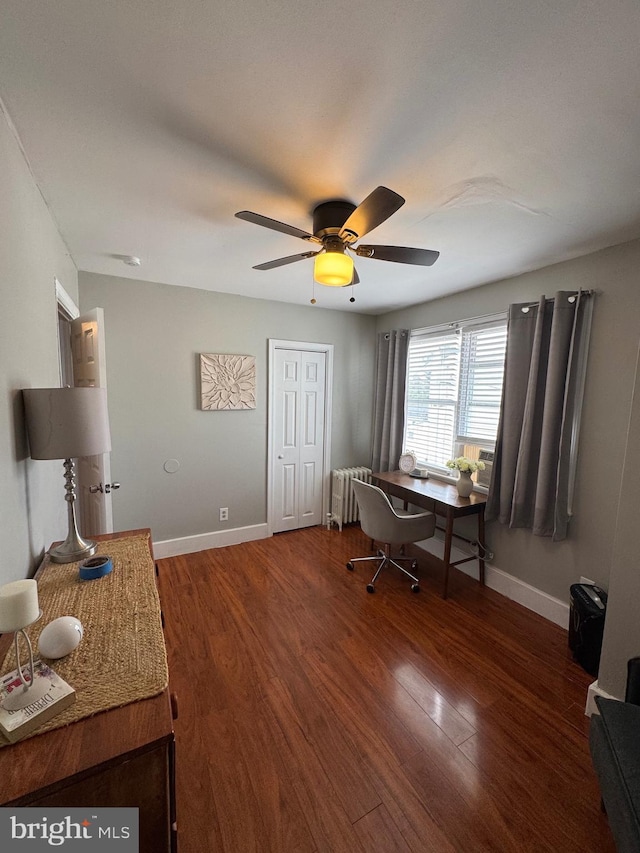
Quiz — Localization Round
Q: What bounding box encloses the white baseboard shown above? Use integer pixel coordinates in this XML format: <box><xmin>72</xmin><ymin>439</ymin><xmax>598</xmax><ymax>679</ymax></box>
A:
<box><xmin>484</xmin><ymin>564</ymin><xmax>569</xmax><ymax>628</ymax></box>
<box><xmin>585</xmin><ymin>680</ymin><xmax>620</xmax><ymax>716</ymax></box>
<box><xmin>153</xmin><ymin>523</ymin><xmax>270</xmax><ymax>559</ymax></box>
<box><xmin>416</xmin><ymin>533</ymin><xmax>569</xmax><ymax>629</ymax></box>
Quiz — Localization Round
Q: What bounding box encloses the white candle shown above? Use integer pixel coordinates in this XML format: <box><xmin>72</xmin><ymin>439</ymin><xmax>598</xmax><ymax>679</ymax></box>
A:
<box><xmin>0</xmin><ymin>579</ymin><xmax>40</xmax><ymax>632</ymax></box>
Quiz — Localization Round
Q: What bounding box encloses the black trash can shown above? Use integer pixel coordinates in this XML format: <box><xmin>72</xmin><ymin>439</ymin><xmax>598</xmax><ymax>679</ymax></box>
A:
<box><xmin>625</xmin><ymin>657</ymin><xmax>640</xmax><ymax>705</ymax></box>
<box><xmin>569</xmin><ymin>583</ymin><xmax>607</xmax><ymax>676</ymax></box>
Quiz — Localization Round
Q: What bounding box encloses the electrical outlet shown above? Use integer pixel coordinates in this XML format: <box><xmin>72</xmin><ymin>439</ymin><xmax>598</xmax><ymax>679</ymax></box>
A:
<box><xmin>219</xmin><ymin>507</ymin><xmax>228</xmax><ymax>522</ymax></box>
<box><xmin>580</xmin><ymin>575</ymin><xmax>595</xmax><ymax>586</ymax></box>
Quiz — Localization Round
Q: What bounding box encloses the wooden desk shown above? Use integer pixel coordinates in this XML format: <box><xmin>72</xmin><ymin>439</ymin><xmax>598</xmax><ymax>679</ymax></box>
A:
<box><xmin>0</xmin><ymin>529</ymin><xmax>176</xmax><ymax>853</ymax></box>
<box><xmin>372</xmin><ymin>471</ymin><xmax>487</xmax><ymax>599</ymax></box>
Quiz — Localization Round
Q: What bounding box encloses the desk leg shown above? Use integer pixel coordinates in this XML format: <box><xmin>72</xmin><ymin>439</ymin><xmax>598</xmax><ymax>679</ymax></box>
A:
<box><xmin>443</xmin><ymin>511</ymin><xmax>454</xmax><ymax>599</ymax></box>
<box><xmin>478</xmin><ymin>507</ymin><xmax>486</xmax><ymax>587</ymax></box>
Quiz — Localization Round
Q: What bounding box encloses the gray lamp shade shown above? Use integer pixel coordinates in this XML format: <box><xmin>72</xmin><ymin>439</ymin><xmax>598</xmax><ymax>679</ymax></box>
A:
<box><xmin>23</xmin><ymin>387</ymin><xmax>112</xmax><ymax>459</ymax></box>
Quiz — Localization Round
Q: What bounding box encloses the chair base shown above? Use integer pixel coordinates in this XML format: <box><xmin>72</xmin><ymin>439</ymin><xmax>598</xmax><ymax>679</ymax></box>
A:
<box><xmin>346</xmin><ymin>547</ymin><xmax>420</xmax><ymax>593</ymax></box>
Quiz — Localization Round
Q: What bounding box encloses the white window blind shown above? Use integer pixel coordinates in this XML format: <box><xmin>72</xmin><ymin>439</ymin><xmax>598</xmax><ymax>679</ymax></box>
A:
<box><xmin>458</xmin><ymin>322</ymin><xmax>507</xmax><ymax>444</ymax></box>
<box><xmin>404</xmin><ymin>318</ymin><xmax>507</xmax><ymax>469</ymax></box>
<box><xmin>404</xmin><ymin>329</ymin><xmax>461</xmax><ymax>467</ymax></box>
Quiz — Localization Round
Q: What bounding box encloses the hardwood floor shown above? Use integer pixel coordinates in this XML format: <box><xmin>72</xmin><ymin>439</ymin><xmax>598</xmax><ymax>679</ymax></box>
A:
<box><xmin>156</xmin><ymin>525</ymin><xmax>614</xmax><ymax>852</ymax></box>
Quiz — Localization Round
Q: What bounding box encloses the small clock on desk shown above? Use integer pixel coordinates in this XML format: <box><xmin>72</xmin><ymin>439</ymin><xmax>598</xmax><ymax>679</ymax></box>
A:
<box><xmin>398</xmin><ymin>452</ymin><xmax>417</xmax><ymax>474</ymax></box>
<box><xmin>399</xmin><ymin>452</ymin><xmax>429</xmax><ymax>479</ymax></box>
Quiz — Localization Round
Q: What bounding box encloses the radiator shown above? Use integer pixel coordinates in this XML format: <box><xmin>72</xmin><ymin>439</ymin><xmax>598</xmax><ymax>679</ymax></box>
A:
<box><xmin>327</xmin><ymin>467</ymin><xmax>372</xmax><ymax>530</ymax></box>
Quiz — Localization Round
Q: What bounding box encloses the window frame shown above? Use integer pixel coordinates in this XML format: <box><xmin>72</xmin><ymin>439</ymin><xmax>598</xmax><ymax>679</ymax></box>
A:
<box><xmin>403</xmin><ymin>313</ymin><xmax>507</xmax><ymax>491</ymax></box>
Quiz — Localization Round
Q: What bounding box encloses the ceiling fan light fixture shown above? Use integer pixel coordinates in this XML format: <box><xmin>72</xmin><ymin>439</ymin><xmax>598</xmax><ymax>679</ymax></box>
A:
<box><xmin>313</xmin><ymin>250</ymin><xmax>353</xmax><ymax>287</ymax></box>
<box><xmin>236</xmin><ymin>187</ymin><xmax>438</xmax><ymax>293</ymax></box>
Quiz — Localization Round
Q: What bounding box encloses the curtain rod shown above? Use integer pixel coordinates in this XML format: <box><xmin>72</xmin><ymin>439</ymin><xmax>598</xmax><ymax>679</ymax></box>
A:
<box><xmin>409</xmin><ymin>290</ymin><xmax>595</xmax><ymax>337</ymax></box>
<box><xmin>518</xmin><ymin>289</ymin><xmax>595</xmax><ymax>313</ymax></box>
<box><xmin>412</xmin><ymin>311</ymin><xmax>507</xmax><ymax>336</ymax></box>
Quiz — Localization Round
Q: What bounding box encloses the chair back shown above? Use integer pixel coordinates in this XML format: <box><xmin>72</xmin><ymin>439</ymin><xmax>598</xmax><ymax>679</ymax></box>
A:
<box><xmin>352</xmin><ymin>479</ymin><xmax>415</xmax><ymax>544</ymax></box>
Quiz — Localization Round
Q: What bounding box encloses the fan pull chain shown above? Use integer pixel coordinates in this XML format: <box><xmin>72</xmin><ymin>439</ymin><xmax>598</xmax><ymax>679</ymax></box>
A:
<box><xmin>310</xmin><ymin>279</ymin><xmax>316</xmax><ymax>305</ymax></box>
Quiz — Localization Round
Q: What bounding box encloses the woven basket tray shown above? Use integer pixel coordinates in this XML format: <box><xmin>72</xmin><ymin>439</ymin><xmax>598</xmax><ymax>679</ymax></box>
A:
<box><xmin>0</xmin><ymin>533</ymin><xmax>169</xmax><ymax>746</ymax></box>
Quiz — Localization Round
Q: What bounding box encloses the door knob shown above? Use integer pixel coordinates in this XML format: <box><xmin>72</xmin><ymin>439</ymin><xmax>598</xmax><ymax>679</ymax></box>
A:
<box><xmin>105</xmin><ymin>482</ymin><xmax>120</xmax><ymax>494</ymax></box>
<box><xmin>277</xmin><ymin>454</ymin><xmax>284</xmax><ymax>459</ymax></box>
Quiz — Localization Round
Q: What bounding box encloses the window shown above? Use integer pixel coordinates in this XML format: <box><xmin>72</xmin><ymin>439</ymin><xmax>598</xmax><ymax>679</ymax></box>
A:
<box><xmin>403</xmin><ymin>317</ymin><xmax>507</xmax><ymax>476</ymax></box>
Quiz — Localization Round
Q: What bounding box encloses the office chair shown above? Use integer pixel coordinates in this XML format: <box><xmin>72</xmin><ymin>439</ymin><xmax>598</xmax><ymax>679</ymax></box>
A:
<box><xmin>347</xmin><ymin>479</ymin><xmax>436</xmax><ymax>593</ymax></box>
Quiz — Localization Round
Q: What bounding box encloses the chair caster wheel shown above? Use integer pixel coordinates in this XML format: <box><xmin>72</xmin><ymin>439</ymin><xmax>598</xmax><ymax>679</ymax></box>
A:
<box><xmin>346</xmin><ymin>562</ymin><xmax>354</xmax><ymax>571</ymax></box>
<box><xmin>366</xmin><ymin>584</ymin><xmax>375</xmax><ymax>593</ymax></box>
<box><xmin>411</xmin><ymin>584</ymin><xmax>420</xmax><ymax>593</ymax></box>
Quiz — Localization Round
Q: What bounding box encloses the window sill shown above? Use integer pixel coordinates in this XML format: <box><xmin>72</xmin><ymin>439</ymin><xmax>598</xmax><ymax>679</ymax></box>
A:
<box><xmin>419</xmin><ymin>468</ymin><xmax>488</xmax><ymax>495</ymax></box>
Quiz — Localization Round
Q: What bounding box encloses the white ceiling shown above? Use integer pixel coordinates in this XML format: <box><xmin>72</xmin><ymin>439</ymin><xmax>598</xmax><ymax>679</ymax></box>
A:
<box><xmin>1</xmin><ymin>0</ymin><xmax>640</xmax><ymax>314</ymax></box>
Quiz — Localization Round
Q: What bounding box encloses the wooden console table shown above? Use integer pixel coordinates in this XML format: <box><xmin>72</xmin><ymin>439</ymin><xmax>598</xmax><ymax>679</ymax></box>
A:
<box><xmin>0</xmin><ymin>529</ymin><xmax>177</xmax><ymax>853</ymax></box>
<box><xmin>372</xmin><ymin>471</ymin><xmax>487</xmax><ymax>599</ymax></box>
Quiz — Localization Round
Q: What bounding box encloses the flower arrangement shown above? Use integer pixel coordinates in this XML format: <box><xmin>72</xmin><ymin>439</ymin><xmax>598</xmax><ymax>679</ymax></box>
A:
<box><xmin>445</xmin><ymin>456</ymin><xmax>486</xmax><ymax>474</ymax></box>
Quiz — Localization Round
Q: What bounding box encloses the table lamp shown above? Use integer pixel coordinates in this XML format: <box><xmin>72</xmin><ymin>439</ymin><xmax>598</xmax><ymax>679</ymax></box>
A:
<box><xmin>22</xmin><ymin>387</ymin><xmax>112</xmax><ymax>563</ymax></box>
<box><xmin>0</xmin><ymin>579</ymin><xmax>49</xmax><ymax>710</ymax></box>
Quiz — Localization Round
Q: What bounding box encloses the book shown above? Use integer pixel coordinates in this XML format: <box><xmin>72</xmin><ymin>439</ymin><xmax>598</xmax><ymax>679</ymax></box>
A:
<box><xmin>0</xmin><ymin>660</ymin><xmax>76</xmax><ymax>743</ymax></box>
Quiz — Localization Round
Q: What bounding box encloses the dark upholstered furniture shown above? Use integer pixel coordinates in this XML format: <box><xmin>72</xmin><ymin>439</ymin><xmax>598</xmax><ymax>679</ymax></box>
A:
<box><xmin>590</xmin><ymin>696</ymin><xmax>640</xmax><ymax>852</ymax></box>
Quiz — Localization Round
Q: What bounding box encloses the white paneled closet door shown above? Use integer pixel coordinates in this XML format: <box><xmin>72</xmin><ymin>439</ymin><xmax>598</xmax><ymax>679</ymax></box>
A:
<box><xmin>271</xmin><ymin>347</ymin><xmax>326</xmax><ymax>533</ymax></box>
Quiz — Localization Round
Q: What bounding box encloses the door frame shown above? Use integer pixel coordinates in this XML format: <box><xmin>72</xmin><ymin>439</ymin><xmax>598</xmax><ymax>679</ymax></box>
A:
<box><xmin>55</xmin><ymin>280</ymin><xmax>114</xmax><ymax>535</ymax></box>
<box><xmin>55</xmin><ymin>277</ymin><xmax>79</xmax><ymax>386</ymax></box>
<box><xmin>267</xmin><ymin>339</ymin><xmax>333</xmax><ymax>535</ymax></box>
<box><xmin>72</xmin><ymin>307</ymin><xmax>113</xmax><ymax>534</ymax></box>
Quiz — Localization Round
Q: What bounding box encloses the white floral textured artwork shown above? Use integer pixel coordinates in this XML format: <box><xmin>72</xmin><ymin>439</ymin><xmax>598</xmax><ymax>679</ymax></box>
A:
<box><xmin>200</xmin><ymin>353</ymin><xmax>256</xmax><ymax>410</ymax></box>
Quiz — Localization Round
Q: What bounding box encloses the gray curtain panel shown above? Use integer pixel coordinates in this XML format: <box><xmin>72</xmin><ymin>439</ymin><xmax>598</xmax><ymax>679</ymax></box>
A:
<box><xmin>371</xmin><ymin>329</ymin><xmax>409</xmax><ymax>472</ymax></box>
<box><xmin>486</xmin><ymin>291</ymin><xmax>593</xmax><ymax>540</ymax></box>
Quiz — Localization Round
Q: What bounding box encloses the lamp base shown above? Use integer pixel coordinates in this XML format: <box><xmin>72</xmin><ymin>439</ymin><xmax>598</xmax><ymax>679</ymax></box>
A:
<box><xmin>2</xmin><ymin>675</ymin><xmax>50</xmax><ymax>711</ymax></box>
<box><xmin>49</xmin><ymin>539</ymin><xmax>97</xmax><ymax>564</ymax></box>
<box><xmin>50</xmin><ymin>458</ymin><xmax>97</xmax><ymax>563</ymax></box>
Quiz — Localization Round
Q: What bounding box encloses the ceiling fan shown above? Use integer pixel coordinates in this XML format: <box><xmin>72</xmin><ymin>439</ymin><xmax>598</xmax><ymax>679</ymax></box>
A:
<box><xmin>235</xmin><ymin>186</ymin><xmax>439</xmax><ymax>302</ymax></box>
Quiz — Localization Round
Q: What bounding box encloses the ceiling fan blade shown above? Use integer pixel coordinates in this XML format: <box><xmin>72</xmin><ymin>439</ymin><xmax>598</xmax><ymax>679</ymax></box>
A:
<box><xmin>355</xmin><ymin>244</ymin><xmax>440</xmax><ymax>266</ymax></box>
<box><xmin>253</xmin><ymin>251</ymin><xmax>318</xmax><ymax>271</ymax></box>
<box><xmin>236</xmin><ymin>211</ymin><xmax>320</xmax><ymax>242</ymax></box>
<box><xmin>338</xmin><ymin>187</ymin><xmax>405</xmax><ymax>244</ymax></box>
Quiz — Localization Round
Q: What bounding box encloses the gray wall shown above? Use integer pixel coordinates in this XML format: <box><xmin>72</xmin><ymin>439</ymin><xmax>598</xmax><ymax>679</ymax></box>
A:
<box><xmin>78</xmin><ymin>273</ymin><xmax>376</xmax><ymax>541</ymax></box>
<box><xmin>0</xmin><ymin>103</ymin><xmax>78</xmax><ymax>585</ymax></box>
<box><xmin>598</xmin><ymin>340</ymin><xmax>640</xmax><ymax>698</ymax></box>
<box><xmin>377</xmin><ymin>239</ymin><xmax>640</xmax><ymax>604</ymax></box>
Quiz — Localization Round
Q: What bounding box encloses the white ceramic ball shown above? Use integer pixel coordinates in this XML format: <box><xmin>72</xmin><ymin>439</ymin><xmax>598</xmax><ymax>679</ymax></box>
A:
<box><xmin>38</xmin><ymin>616</ymin><xmax>84</xmax><ymax>659</ymax></box>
